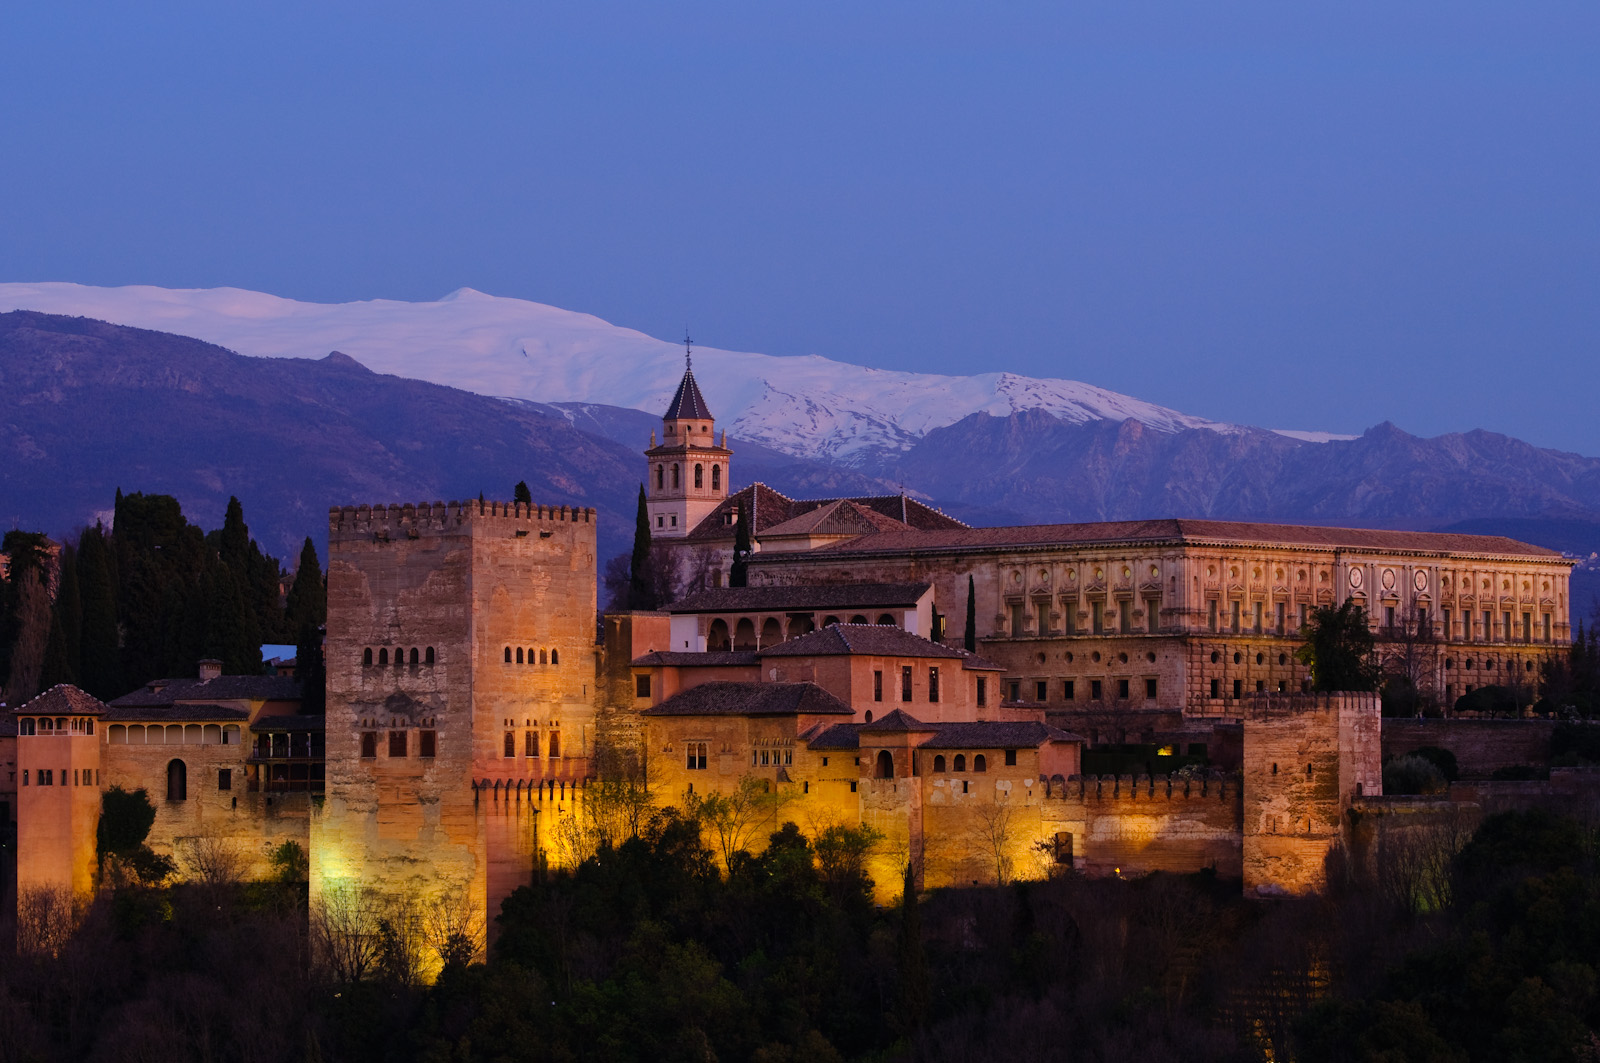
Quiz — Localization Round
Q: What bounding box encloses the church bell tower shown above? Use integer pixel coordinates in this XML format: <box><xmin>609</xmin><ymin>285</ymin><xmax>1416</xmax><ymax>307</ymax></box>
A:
<box><xmin>645</xmin><ymin>335</ymin><xmax>731</xmax><ymax>538</ymax></box>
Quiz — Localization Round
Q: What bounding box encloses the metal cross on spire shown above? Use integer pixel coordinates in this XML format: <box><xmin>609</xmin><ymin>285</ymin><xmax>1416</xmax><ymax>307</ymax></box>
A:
<box><xmin>684</xmin><ymin>327</ymin><xmax>693</xmax><ymax>371</ymax></box>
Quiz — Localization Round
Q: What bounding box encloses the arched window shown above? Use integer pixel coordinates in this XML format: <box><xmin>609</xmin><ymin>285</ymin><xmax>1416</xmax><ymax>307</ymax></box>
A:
<box><xmin>734</xmin><ymin>618</ymin><xmax>757</xmax><ymax>650</ymax></box>
<box><xmin>550</xmin><ymin>649</ymin><xmax>559</xmax><ymax>665</ymax></box>
<box><xmin>548</xmin><ymin>732</ymin><xmax>561</xmax><ymax>758</ymax></box>
<box><xmin>707</xmin><ymin>619</ymin><xmax>731</xmax><ymax>651</ymax></box>
<box><xmin>823</xmin><ymin>615</ymin><xmax>840</xmax><ymax>627</ymax></box>
<box><xmin>974</xmin><ymin>754</ymin><xmax>987</xmax><ymax>772</ymax></box>
<box><xmin>540</xmin><ymin>649</ymin><xmax>548</xmax><ymax>665</ymax></box>
<box><xmin>933</xmin><ymin>754</ymin><xmax>946</xmax><ymax>773</ymax></box>
<box><xmin>954</xmin><ymin>754</ymin><xmax>966</xmax><ymax>772</ymax></box>
<box><xmin>516</xmin><ymin>647</ymin><xmax>524</xmax><ymax>664</ymax></box>
<box><xmin>694</xmin><ymin>464</ymin><xmax>703</xmax><ymax>488</ymax></box>
<box><xmin>525</xmin><ymin>648</ymin><xmax>534</xmax><ymax>665</ymax></box>
<box><xmin>850</xmin><ymin>615</ymin><xmax>868</xmax><ymax>624</ymax></box>
<box><xmin>875</xmin><ymin>750</ymin><xmax>894</xmax><ymax>779</ymax></box>
<box><xmin>877</xmin><ymin>614</ymin><xmax>895</xmax><ymax>625</ymax></box>
<box><xmin>759</xmin><ymin>618</ymin><xmax>782</xmax><ymax>646</ymax></box>
<box><xmin>712</xmin><ymin>465</ymin><xmax>721</xmax><ymax>490</ymax></box>
<box><xmin>504</xmin><ymin>646</ymin><xmax>512</xmax><ymax>663</ymax></box>
<box><xmin>363</xmin><ymin>648</ymin><xmax>373</xmax><ymax>667</ymax></box>
<box><xmin>20</xmin><ymin>718</ymin><xmax>35</xmax><ymax>736</ymax></box>
<box><xmin>425</xmin><ymin>647</ymin><xmax>435</xmax><ymax>665</ymax></box>
<box><xmin>409</xmin><ymin>647</ymin><xmax>419</xmax><ymax>665</ymax></box>
<box><xmin>671</xmin><ymin>464</ymin><xmax>680</xmax><ymax>488</ymax></box>
<box><xmin>656</xmin><ymin>465</ymin><xmax>664</xmax><ymax>490</ymax></box>
<box><xmin>377</xmin><ymin>648</ymin><xmax>388</xmax><ymax>666</ymax></box>
<box><xmin>167</xmin><ymin>759</ymin><xmax>188</xmax><ymax>801</ymax></box>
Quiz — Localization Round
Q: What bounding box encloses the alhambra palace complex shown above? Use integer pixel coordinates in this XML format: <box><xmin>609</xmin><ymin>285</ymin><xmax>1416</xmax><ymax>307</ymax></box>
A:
<box><xmin>7</xmin><ymin>360</ymin><xmax>1584</xmax><ymax>955</ymax></box>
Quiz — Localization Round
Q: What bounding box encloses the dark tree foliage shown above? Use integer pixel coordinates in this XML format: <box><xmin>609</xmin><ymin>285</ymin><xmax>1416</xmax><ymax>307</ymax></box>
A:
<box><xmin>0</xmin><ymin>529</ymin><xmax>52</xmax><ymax>692</ymax></box>
<box><xmin>56</xmin><ymin>540</ymin><xmax>82</xmax><ymax>681</ymax></box>
<box><xmin>1296</xmin><ymin>600</ymin><xmax>1380</xmax><ymax>692</ymax></box>
<box><xmin>729</xmin><ymin>501</ymin><xmax>751</xmax><ymax>588</ymax></box>
<box><xmin>285</xmin><ymin>538</ymin><xmax>326</xmax><ymax>638</ymax></box>
<box><xmin>513</xmin><ymin>480</ymin><xmax>533</xmax><ymax>505</ymax></box>
<box><xmin>1454</xmin><ymin>683</ymin><xmax>1520</xmax><ymax>717</ymax></box>
<box><xmin>97</xmin><ymin>785</ymin><xmax>159</xmax><ymax>855</ymax></box>
<box><xmin>629</xmin><ymin>484</ymin><xmax>655</xmax><ymax>610</ymax></box>
<box><xmin>76</xmin><ymin>522</ymin><xmax>122</xmax><ymax>699</ymax></box>
<box><xmin>964</xmin><ymin>574</ymin><xmax>977</xmax><ymax>653</ymax></box>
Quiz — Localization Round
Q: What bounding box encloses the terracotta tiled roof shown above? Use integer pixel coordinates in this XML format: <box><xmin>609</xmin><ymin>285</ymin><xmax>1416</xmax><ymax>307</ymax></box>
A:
<box><xmin>800</xmin><ymin>722</ymin><xmax>860</xmax><ymax>749</ymax></box>
<box><xmin>759</xmin><ymin>623</ymin><xmax>966</xmax><ymax>660</ymax></box>
<box><xmin>664</xmin><ymin>368</ymin><xmax>714</xmax><ymax>421</ymax></box>
<box><xmin>103</xmin><ymin>702</ymin><xmax>251</xmax><ymax>722</ymax></box>
<box><xmin>669</xmin><ymin>583</ymin><xmax>931</xmax><ymax>614</ymax></box>
<box><xmin>758</xmin><ymin>500</ymin><xmax>912</xmax><ymax>539</ymax></box>
<box><xmin>12</xmin><ymin>684</ymin><xmax>107</xmax><ymax>715</ymax></box>
<box><xmin>916</xmin><ymin>721</ymin><xmax>1080</xmax><ymax>749</ymax></box>
<box><xmin>776</xmin><ymin>518</ymin><xmax>1564</xmax><ymax>559</ymax></box>
<box><xmin>641</xmin><ymin>681</ymin><xmax>855</xmax><ymax>717</ymax></box>
<box><xmin>683</xmin><ymin>483</ymin><xmax>967</xmax><ymax>542</ymax></box>
<box><xmin>631</xmin><ymin>651</ymin><xmax>761</xmax><ymax>667</ymax></box>
<box><xmin>857</xmin><ymin>708</ymin><xmax>935</xmax><ymax>733</ymax></box>
<box><xmin>109</xmin><ymin>674</ymin><xmax>302</xmax><ymax>708</ymax></box>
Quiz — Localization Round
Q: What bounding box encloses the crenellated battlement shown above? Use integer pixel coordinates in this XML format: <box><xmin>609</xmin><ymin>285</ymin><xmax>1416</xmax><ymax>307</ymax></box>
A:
<box><xmin>1046</xmin><ymin>771</ymin><xmax>1239</xmax><ymax>802</ymax></box>
<box><xmin>328</xmin><ymin>499</ymin><xmax>597</xmax><ymax>541</ymax></box>
<box><xmin>1241</xmin><ymin>691</ymin><xmax>1379</xmax><ymax>721</ymax></box>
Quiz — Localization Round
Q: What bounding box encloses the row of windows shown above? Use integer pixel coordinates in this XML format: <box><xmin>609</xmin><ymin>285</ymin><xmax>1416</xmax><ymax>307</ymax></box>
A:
<box><xmin>502</xmin><ymin>730</ymin><xmax>561</xmax><ymax>758</ymax></box>
<box><xmin>752</xmin><ymin>748</ymin><xmax>793</xmax><ymax>767</ymax></box>
<box><xmin>872</xmin><ymin>666</ymin><xmax>941</xmax><ymax>704</ymax></box>
<box><xmin>1431</xmin><ymin>608</ymin><xmax>1555</xmax><ymax>644</ymax></box>
<box><xmin>106</xmin><ymin>723</ymin><xmax>241</xmax><ymax>745</ymax></box>
<box><xmin>705</xmin><ymin>614</ymin><xmax>899</xmax><ymax>651</ymax></box>
<box><xmin>362</xmin><ymin>647</ymin><xmax>436</xmax><ymax>667</ymax></box>
<box><xmin>21</xmin><ymin>768</ymin><xmax>100</xmax><ymax>786</ymax></box>
<box><xmin>872</xmin><ymin>748</ymin><xmax>1020</xmax><ymax>778</ymax></box>
<box><xmin>654</xmin><ymin>462</ymin><xmax>722</xmax><ymax>492</ymax></box>
<box><xmin>1210</xmin><ymin>678</ymin><xmax>1309</xmax><ymax>699</ymax></box>
<box><xmin>360</xmin><ymin>730</ymin><xmax>438</xmax><ymax>758</ymax></box>
<box><xmin>17</xmin><ymin>716</ymin><xmax>94</xmax><ymax>736</ymax></box>
<box><xmin>1207</xmin><ymin>600</ymin><xmax>1308</xmax><ymax>636</ymax></box>
<box><xmin>1006</xmin><ymin>678</ymin><xmax>1158</xmax><ymax>703</ymax></box>
<box><xmin>504</xmin><ymin>646</ymin><xmax>559</xmax><ymax>665</ymax></box>
<box><xmin>1011</xmin><ymin>596</ymin><xmax>1165</xmax><ymax>637</ymax></box>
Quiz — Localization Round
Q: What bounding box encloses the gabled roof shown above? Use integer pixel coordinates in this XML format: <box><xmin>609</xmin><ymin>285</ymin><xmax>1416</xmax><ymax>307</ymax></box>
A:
<box><xmin>12</xmin><ymin>684</ymin><xmax>107</xmax><ymax>716</ymax></box>
<box><xmin>758</xmin><ymin>500</ymin><xmax>912</xmax><ymax>539</ymax></box>
<box><xmin>684</xmin><ymin>483</ymin><xmax>967</xmax><ymax>542</ymax></box>
<box><xmin>759</xmin><ymin>623</ymin><xmax>965</xmax><ymax>660</ymax></box>
<box><xmin>669</xmin><ymin>583</ymin><xmax>931</xmax><ymax>614</ymax></box>
<box><xmin>631</xmin><ymin>651</ymin><xmax>761</xmax><ymax>668</ymax></box>
<box><xmin>777</xmin><ymin>518</ymin><xmax>1564</xmax><ymax>560</ymax></box>
<box><xmin>104</xmin><ymin>702</ymin><xmax>251</xmax><ymax>722</ymax></box>
<box><xmin>664</xmin><ymin>367</ymin><xmax>714</xmax><ymax>421</ymax></box>
<box><xmin>109</xmin><ymin>674</ymin><xmax>302</xmax><ymax>708</ymax></box>
<box><xmin>800</xmin><ymin>722</ymin><xmax>861</xmax><ymax>749</ymax></box>
<box><xmin>916</xmin><ymin>721</ymin><xmax>1082</xmax><ymax>749</ymax></box>
<box><xmin>857</xmin><ymin>708</ymin><xmax>935</xmax><ymax>734</ymax></box>
<box><xmin>641</xmin><ymin>681</ymin><xmax>855</xmax><ymax>717</ymax></box>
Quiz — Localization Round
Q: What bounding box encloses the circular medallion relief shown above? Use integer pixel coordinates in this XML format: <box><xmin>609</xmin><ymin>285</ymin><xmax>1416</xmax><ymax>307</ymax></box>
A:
<box><xmin>1094</xmin><ymin>567</ymin><xmax>1104</xmax><ymax>580</ymax></box>
<box><xmin>1381</xmin><ymin>569</ymin><xmax>1396</xmax><ymax>591</ymax></box>
<box><xmin>1349</xmin><ymin>568</ymin><xmax>1364</xmax><ymax>589</ymax></box>
<box><xmin>1150</xmin><ymin>565</ymin><xmax>1160</xmax><ymax>578</ymax></box>
<box><xmin>1122</xmin><ymin>566</ymin><xmax>1131</xmax><ymax>579</ymax></box>
<box><xmin>1038</xmin><ymin>569</ymin><xmax>1049</xmax><ymax>582</ymax></box>
<box><xmin>1011</xmin><ymin>570</ymin><xmax>1022</xmax><ymax>583</ymax></box>
<box><xmin>1067</xmin><ymin>569</ymin><xmax>1077</xmax><ymax>582</ymax></box>
<box><xmin>1414</xmin><ymin>571</ymin><xmax>1428</xmax><ymax>591</ymax></box>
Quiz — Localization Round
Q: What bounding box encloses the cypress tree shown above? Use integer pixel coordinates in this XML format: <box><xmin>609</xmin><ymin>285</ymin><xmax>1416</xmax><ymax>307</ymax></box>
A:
<box><xmin>896</xmin><ymin>860</ymin><xmax>928</xmax><ymax>1034</ymax></box>
<box><xmin>730</xmin><ymin>502</ymin><xmax>751</xmax><ymax>588</ymax></box>
<box><xmin>285</xmin><ymin>538</ymin><xmax>326</xmax><ymax>636</ymax></box>
<box><xmin>964</xmin><ymin>574</ymin><xmax>977</xmax><ymax>653</ymax></box>
<box><xmin>217</xmin><ymin>496</ymin><xmax>249</xmax><ymax>571</ymax></box>
<box><xmin>630</xmin><ymin>485</ymin><xmax>655</xmax><ymax>609</ymax></box>
<box><xmin>39</xmin><ymin>608</ymin><xmax>73</xmax><ymax>689</ymax></box>
<box><xmin>77</xmin><ymin>523</ymin><xmax>121</xmax><ymax>699</ymax></box>
<box><xmin>295</xmin><ymin>621</ymin><xmax>326</xmax><ymax>714</ymax></box>
<box><xmin>57</xmin><ymin>542</ymin><xmax>82</xmax><ymax>681</ymax></box>
<box><xmin>513</xmin><ymin>481</ymin><xmax>532</xmax><ymax>505</ymax></box>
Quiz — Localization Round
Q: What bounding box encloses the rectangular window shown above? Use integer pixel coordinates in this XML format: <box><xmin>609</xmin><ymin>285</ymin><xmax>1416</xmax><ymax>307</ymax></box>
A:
<box><xmin>41</xmin><ymin>770</ymin><xmax>52</xmax><ymax>786</ymax></box>
<box><xmin>1544</xmin><ymin>613</ymin><xmax>1553</xmax><ymax>642</ymax></box>
<box><xmin>1443</xmin><ymin>608</ymin><xmax>1453</xmax><ymax>639</ymax></box>
<box><xmin>1145</xmin><ymin>678</ymin><xmax>1158</xmax><ymax>700</ymax></box>
<box><xmin>1210</xmin><ymin>678</ymin><xmax>1220</xmax><ymax>699</ymax></box>
<box><xmin>929</xmin><ymin>667</ymin><xmax>940</xmax><ymax>703</ymax></box>
<box><xmin>1119</xmin><ymin>600</ymin><xmax>1132</xmax><ymax>633</ymax></box>
<box><xmin>1008</xmin><ymin>680</ymin><xmax>1020</xmax><ymax>702</ymax></box>
<box><xmin>1523</xmin><ymin>612</ymin><xmax>1533</xmax><ymax>642</ymax></box>
<box><xmin>1117</xmin><ymin>679</ymin><xmax>1129</xmax><ymax>700</ymax></box>
<box><xmin>420</xmin><ymin>730</ymin><xmax>437</xmax><ymax>758</ymax></box>
<box><xmin>389</xmin><ymin>731</ymin><xmax>407</xmax><ymax>758</ymax></box>
<box><xmin>1146</xmin><ymin>596</ymin><xmax>1161</xmax><ymax>633</ymax></box>
<box><xmin>1035</xmin><ymin>679</ymin><xmax>1047</xmax><ymax>702</ymax></box>
<box><xmin>504</xmin><ymin>731</ymin><xmax>515</xmax><ymax>758</ymax></box>
<box><xmin>1092</xmin><ymin>601</ymin><xmax>1105</xmax><ymax>635</ymax></box>
<box><xmin>1483</xmin><ymin>610</ymin><xmax>1492</xmax><ymax>642</ymax></box>
<box><xmin>525</xmin><ymin>730</ymin><xmax>538</xmax><ymax>757</ymax></box>
<box><xmin>1062</xmin><ymin>601</ymin><xmax>1075</xmax><ymax>634</ymax></box>
<box><xmin>1010</xmin><ymin>602</ymin><xmax>1025</xmax><ymax>636</ymax></box>
<box><xmin>1053</xmin><ymin>831</ymin><xmax>1074</xmax><ymax>867</ymax></box>
<box><xmin>1036</xmin><ymin>599</ymin><xmax>1051</xmax><ymax>635</ymax></box>
<box><xmin>1004</xmin><ymin>749</ymin><xmax>1017</xmax><ymax>766</ymax></box>
<box><xmin>1385</xmin><ymin>605</ymin><xmax>1396</xmax><ymax>630</ymax></box>
<box><xmin>1275</xmin><ymin>602</ymin><xmax>1286</xmax><ymax>635</ymax></box>
<box><xmin>1232</xmin><ymin>679</ymin><xmax>1243</xmax><ymax>700</ymax></box>
<box><xmin>1208</xmin><ymin>599</ymin><xmax>1219</xmax><ymax>632</ymax></box>
<box><xmin>635</xmin><ymin>674</ymin><xmax>651</xmax><ymax>698</ymax></box>
<box><xmin>1091</xmin><ymin>679</ymin><xmax>1103</xmax><ymax>701</ymax></box>
<box><xmin>1231</xmin><ymin>600</ymin><xmax>1241</xmax><ymax>633</ymax></box>
<box><xmin>849</xmin><ymin>781</ymin><xmax>858</xmax><ymax>793</ymax></box>
<box><xmin>1254</xmin><ymin>601</ymin><xmax>1264</xmax><ymax>634</ymax></box>
<box><xmin>361</xmin><ymin>731</ymin><xmax>377</xmax><ymax>759</ymax></box>
<box><xmin>874</xmin><ymin>670</ymin><xmax>883</xmax><ymax>702</ymax></box>
<box><xmin>1417</xmin><ymin>607</ymin><xmax>1428</xmax><ymax>633</ymax></box>
<box><xmin>218</xmin><ymin>769</ymin><xmax>231</xmax><ymax>791</ymax></box>
<box><xmin>976</xmin><ymin>677</ymin><xmax>987</xmax><ymax>706</ymax></box>
<box><xmin>901</xmin><ymin>666</ymin><xmax>913</xmax><ymax>702</ymax></box>
<box><xmin>1299</xmin><ymin>603</ymin><xmax>1310</xmax><ymax>630</ymax></box>
<box><xmin>1503</xmin><ymin>611</ymin><xmax>1513</xmax><ymax>642</ymax></box>
<box><xmin>21</xmin><ymin>770</ymin><xmax>27</xmax><ymax>786</ymax></box>
<box><xmin>1063</xmin><ymin>679</ymin><xmax>1075</xmax><ymax>701</ymax></box>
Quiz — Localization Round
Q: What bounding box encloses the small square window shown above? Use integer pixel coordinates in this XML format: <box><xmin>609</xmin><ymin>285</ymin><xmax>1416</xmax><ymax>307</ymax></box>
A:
<box><xmin>1004</xmin><ymin>749</ymin><xmax>1017</xmax><ymax>766</ymax></box>
<box><xmin>420</xmin><ymin>730</ymin><xmax>437</xmax><ymax>758</ymax></box>
<box><xmin>635</xmin><ymin>675</ymin><xmax>651</xmax><ymax>698</ymax></box>
<box><xmin>389</xmin><ymin>730</ymin><xmax>408</xmax><ymax>758</ymax></box>
<box><xmin>218</xmin><ymin>769</ymin><xmax>232</xmax><ymax>791</ymax></box>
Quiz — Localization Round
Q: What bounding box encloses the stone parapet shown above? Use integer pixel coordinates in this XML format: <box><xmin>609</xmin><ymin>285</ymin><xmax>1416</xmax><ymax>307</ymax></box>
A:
<box><xmin>328</xmin><ymin>499</ymin><xmax>596</xmax><ymax>542</ymax></box>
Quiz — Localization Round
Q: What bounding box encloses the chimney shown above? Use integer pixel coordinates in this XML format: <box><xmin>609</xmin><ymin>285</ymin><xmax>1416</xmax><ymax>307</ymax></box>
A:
<box><xmin>198</xmin><ymin>658</ymin><xmax>223</xmax><ymax>681</ymax></box>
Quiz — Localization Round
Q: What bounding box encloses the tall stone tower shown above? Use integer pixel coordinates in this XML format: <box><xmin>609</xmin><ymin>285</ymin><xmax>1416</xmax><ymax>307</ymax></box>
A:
<box><xmin>312</xmin><ymin>498</ymin><xmax>597</xmax><ymax>968</ymax></box>
<box><xmin>644</xmin><ymin>343</ymin><xmax>730</xmax><ymax>538</ymax></box>
<box><xmin>14</xmin><ymin>685</ymin><xmax>104</xmax><ymax>903</ymax></box>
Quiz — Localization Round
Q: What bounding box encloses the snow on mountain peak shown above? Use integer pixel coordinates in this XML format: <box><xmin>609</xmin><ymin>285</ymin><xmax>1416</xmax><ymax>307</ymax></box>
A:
<box><xmin>0</xmin><ymin>281</ymin><xmax>1336</xmax><ymax>462</ymax></box>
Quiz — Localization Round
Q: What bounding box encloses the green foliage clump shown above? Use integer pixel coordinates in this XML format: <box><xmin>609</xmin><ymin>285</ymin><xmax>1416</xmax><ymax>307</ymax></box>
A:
<box><xmin>1296</xmin><ymin>600</ymin><xmax>1380</xmax><ymax>692</ymax></box>
<box><xmin>1454</xmin><ymin>684</ymin><xmax>1521</xmax><ymax>717</ymax></box>
<box><xmin>97</xmin><ymin>786</ymin><xmax>175</xmax><ymax>887</ymax></box>
<box><xmin>1408</xmin><ymin>745</ymin><xmax>1460</xmax><ymax>782</ymax></box>
<box><xmin>1383</xmin><ymin>755</ymin><xmax>1449</xmax><ymax>796</ymax></box>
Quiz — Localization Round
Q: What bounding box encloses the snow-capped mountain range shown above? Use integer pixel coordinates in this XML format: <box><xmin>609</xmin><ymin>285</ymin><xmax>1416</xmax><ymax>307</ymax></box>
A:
<box><xmin>0</xmin><ymin>282</ymin><xmax>1350</xmax><ymax>464</ymax></box>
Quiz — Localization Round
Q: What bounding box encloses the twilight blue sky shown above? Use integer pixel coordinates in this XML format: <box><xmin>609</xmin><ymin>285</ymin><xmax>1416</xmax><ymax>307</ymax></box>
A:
<box><xmin>3</xmin><ymin>2</ymin><xmax>1597</xmax><ymax>453</ymax></box>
